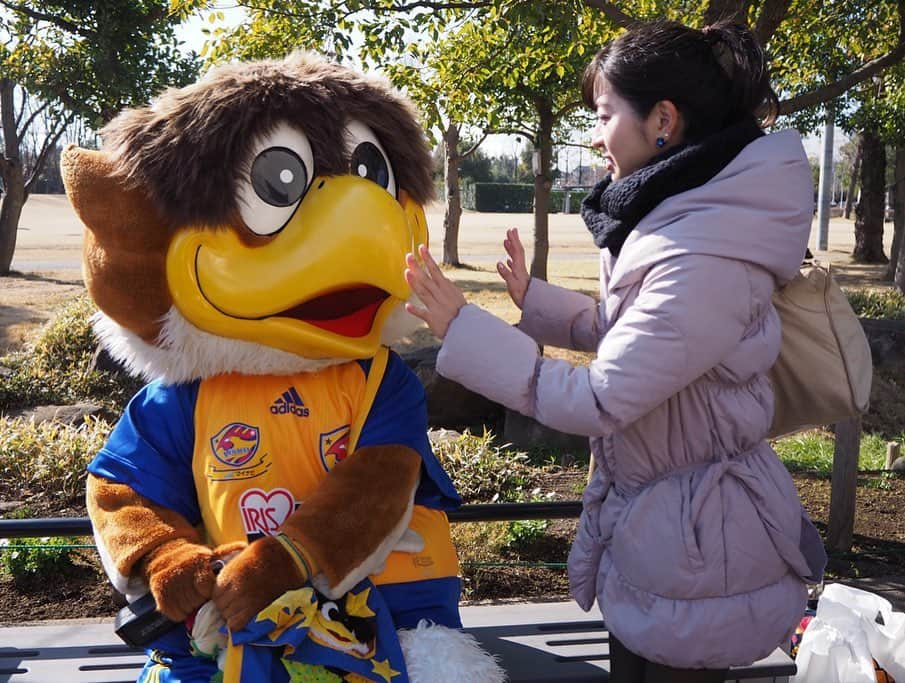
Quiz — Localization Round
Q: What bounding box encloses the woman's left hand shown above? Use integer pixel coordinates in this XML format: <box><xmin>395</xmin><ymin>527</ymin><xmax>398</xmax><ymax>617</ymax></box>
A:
<box><xmin>404</xmin><ymin>244</ymin><xmax>467</xmax><ymax>339</ymax></box>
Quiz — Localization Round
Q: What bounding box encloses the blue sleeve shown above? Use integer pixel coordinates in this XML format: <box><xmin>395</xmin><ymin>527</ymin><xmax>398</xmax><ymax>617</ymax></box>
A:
<box><xmin>87</xmin><ymin>380</ymin><xmax>202</xmax><ymax>525</ymax></box>
<box><xmin>357</xmin><ymin>352</ymin><xmax>462</xmax><ymax>510</ymax></box>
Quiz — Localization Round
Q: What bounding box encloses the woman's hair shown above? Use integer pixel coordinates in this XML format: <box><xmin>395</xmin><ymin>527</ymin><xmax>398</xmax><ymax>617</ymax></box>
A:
<box><xmin>581</xmin><ymin>20</ymin><xmax>779</xmax><ymax>141</ymax></box>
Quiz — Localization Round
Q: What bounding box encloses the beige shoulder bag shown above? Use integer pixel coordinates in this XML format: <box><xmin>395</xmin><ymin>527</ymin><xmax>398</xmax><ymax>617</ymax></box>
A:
<box><xmin>768</xmin><ymin>262</ymin><xmax>873</xmax><ymax>439</ymax></box>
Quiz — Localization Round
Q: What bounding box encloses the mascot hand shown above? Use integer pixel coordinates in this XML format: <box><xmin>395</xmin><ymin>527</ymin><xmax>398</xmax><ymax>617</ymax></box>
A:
<box><xmin>143</xmin><ymin>540</ymin><xmax>245</xmax><ymax>622</ymax></box>
<box><xmin>211</xmin><ymin>535</ymin><xmax>307</xmax><ymax>632</ymax></box>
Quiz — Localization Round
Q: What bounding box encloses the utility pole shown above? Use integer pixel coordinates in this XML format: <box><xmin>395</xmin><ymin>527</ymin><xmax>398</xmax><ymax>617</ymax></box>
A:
<box><xmin>816</xmin><ymin>101</ymin><xmax>836</xmax><ymax>251</ymax></box>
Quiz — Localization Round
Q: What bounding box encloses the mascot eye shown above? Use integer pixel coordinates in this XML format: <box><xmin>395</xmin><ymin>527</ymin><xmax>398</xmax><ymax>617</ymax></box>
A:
<box><xmin>320</xmin><ymin>601</ymin><xmax>340</xmax><ymax>621</ymax></box>
<box><xmin>344</xmin><ymin>120</ymin><xmax>396</xmax><ymax>198</ymax></box>
<box><xmin>237</xmin><ymin>122</ymin><xmax>314</xmax><ymax>236</ymax></box>
<box><xmin>251</xmin><ymin>148</ymin><xmax>308</xmax><ymax>207</ymax></box>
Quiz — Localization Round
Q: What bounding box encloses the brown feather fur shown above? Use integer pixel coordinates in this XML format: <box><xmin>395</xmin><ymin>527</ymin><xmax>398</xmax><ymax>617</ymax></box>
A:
<box><xmin>101</xmin><ymin>53</ymin><xmax>435</xmax><ymax>231</ymax></box>
<box><xmin>61</xmin><ymin>146</ymin><xmax>173</xmax><ymax>342</ymax></box>
<box><xmin>278</xmin><ymin>444</ymin><xmax>422</xmax><ymax>588</ymax></box>
<box><xmin>86</xmin><ymin>473</ymin><xmax>205</xmax><ymax>577</ymax></box>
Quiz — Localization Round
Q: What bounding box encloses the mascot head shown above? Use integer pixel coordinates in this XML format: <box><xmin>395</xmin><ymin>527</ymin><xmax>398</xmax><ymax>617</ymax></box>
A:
<box><xmin>62</xmin><ymin>53</ymin><xmax>432</xmax><ymax>383</ymax></box>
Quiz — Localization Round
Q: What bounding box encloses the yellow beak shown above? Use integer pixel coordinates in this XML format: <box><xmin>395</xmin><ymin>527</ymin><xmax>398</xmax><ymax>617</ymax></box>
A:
<box><xmin>165</xmin><ymin>175</ymin><xmax>428</xmax><ymax>359</ymax></box>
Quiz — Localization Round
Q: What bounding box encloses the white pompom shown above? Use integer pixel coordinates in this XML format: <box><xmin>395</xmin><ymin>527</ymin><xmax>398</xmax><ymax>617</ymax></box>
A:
<box><xmin>399</xmin><ymin>621</ymin><xmax>507</xmax><ymax>683</ymax></box>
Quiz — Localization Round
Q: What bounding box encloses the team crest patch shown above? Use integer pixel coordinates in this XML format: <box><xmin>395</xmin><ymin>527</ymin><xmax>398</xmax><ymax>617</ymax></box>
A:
<box><xmin>211</xmin><ymin>422</ymin><xmax>260</xmax><ymax>467</ymax></box>
<box><xmin>320</xmin><ymin>425</ymin><xmax>351</xmax><ymax>471</ymax></box>
<box><xmin>207</xmin><ymin>422</ymin><xmax>271</xmax><ymax>482</ymax></box>
<box><xmin>239</xmin><ymin>488</ymin><xmax>297</xmax><ymax>538</ymax></box>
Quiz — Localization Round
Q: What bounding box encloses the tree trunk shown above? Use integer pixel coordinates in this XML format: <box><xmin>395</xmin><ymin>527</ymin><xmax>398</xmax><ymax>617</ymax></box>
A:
<box><xmin>442</xmin><ymin>124</ymin><xmax>462</xmax><ymax>267</ymax></box>
<box><xmin>754</xmin><ymin>0</ymin><xmax>793</xmax><ymax>45</ymax></box>
<box><xmin>886</xmin><ymin>146</ymin><xmax>905</xmax><ymax>282</ymax></box>
<box><xmin>853</xmin><ymin>130</ymin><xmax>888</xmax><ymax>264</ymax></box>
<box><xmin>844</xmin><ymin>135</ymin><xmax>862</xmax><ymax>220</ymax></box>
<box><xmin>0</xmin><ymin>78</ymin><xmax>25</xmax><ymax>276</ymax></box>
<box><xmin>529</xmin><ymin>102</ymin><xmax>554</xmax><ymax>282</ymax></box>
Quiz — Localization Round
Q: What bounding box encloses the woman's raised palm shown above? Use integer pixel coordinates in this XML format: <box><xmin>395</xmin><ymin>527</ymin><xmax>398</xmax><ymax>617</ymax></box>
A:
<box><xmin>497</xmin><ymin>228</ymin><xmax>530</xmax><ymax>309</ymax></box>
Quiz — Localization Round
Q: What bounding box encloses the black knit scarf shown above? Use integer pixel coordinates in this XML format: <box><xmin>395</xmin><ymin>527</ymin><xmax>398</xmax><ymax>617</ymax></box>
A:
<box><xmin>581</xmin><ymin>118</ymin><xmax>764</xmax><ymax>257</ymax></box>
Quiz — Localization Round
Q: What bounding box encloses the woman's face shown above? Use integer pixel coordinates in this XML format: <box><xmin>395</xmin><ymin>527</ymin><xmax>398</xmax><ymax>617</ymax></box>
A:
<box><xmin>590</xmin><ymin>77</ymin><xmax>661</xmax><ymax>181</ymax></box>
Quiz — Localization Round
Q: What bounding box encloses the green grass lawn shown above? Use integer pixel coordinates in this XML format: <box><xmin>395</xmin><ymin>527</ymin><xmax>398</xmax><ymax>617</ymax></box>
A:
<box><xmin>772</xmin><ymin>429</ymin><xmax>902</xmax><ymax>475</ymax></box>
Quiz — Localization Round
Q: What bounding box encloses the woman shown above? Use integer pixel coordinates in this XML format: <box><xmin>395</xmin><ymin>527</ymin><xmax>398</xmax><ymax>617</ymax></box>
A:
<box><xmin>404</xmin><ymin>19</ymin><xmax>827</xmax><ymax>683</ymax></box>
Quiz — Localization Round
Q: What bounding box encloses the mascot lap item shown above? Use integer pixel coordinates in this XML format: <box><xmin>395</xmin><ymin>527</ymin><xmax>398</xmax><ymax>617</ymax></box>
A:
<box><xmin>63</xmin><ymin>54</ymin><xmax>504</xmax><ymax>683</ymax></box>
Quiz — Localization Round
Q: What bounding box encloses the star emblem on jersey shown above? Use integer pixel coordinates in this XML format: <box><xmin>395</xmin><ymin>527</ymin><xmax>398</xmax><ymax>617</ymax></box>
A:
<box><xmin>319</xmin><ymin>425</ymin><xmax>351</xmax><ymax>471</ymax></box>
<box><xmin>270</xmin><ymin>386</ymin><xmax>310</xmax><ymax>417</ymax></box>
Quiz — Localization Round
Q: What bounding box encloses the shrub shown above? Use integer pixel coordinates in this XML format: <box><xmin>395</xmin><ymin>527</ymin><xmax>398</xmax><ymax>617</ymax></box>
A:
<box><xmin>0</xmin><ymin>536</ymin><xmax>78</xmax><ymax>586</ymax></box>
<box><xmin>433</xmin><ymin>429</ymin><xmax>535</xmax><ymax>503</ymax></box>
<box><xmin>504</xmin><ymin>518</ymin><xmax>549</xmax><ymax>550</ymax></box>
<box><xmin>0</xmin><ymin>415</ymin><xmax>111</xmax><ymax>498</ymax></box>
<box><xmin>0</xmin><ymin>295</ymin><xmax>143</xmax><ymax>413</ymax></box>
<box><xmin>30</xmin><ymin>295</ymin><xmax>98</xmax><ymax>371</ymax></box>
<box><xmin>462</xmin><ymin>183</ymin><xmax>534</xmax><ymax>212</ymax></box>
<box><xmin>549</xmin><ymin>189</ymin><xmax>583</xmax><ymax>214</ymax></box>
<box><xmin>450</xmin><ymin>521</ymin><xmax>511</xmax><ymax>564</ymax></box>
<box><xmin>845</xmin><ymin>288</ymin><xmax>905</xmax><ymax>319</ymax></box>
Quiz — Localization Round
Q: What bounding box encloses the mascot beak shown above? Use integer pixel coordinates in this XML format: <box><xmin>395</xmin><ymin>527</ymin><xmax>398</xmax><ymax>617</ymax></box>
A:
<box><xmin>166</xmin><ymin>175</ymin><xmax>428</xmax><ymax>360</ymax></box>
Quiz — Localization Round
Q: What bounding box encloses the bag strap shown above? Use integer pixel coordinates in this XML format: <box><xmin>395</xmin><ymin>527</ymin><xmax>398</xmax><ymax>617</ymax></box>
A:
<box><xmin>348</xmin><ymin>345</ymin><xmax>390</xmax><ymax>454</ymax></box>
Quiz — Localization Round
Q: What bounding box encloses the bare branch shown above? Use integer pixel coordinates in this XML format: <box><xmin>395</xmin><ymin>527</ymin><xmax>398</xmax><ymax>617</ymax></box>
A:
<box><xmin>17</xmin><ymin>100</ymin><xmax>50</xmax><ymax>141</ymax></box>
<box><xmin>460</xmin><ymin>131</ymin><xmax>488</xmax><ymax>159</ymax></box>
<box><xmin>754</xmin><ymin>0</ymin><xmax>792</xmax><ymax>45</ymax></box>
<box><xmin>582</xmin><ymin>0</ymin><xmax>640</xmax><ymax>28</ymax></box>
<box><xmin>240</xmin><ymin>0</ymin><xmax>489</xmax><ymax>20</ymax></box>
<box><xmin>779</xmin><ymin>40</ymin><xmax>905</xmax><ymax>115</ymax></box>
<box><xmin>384</xmin><ymin>0</ymin><xmax>491</xmax><ymax>9</ymax></box>
<box><xmin>556</xmin><ymin>140</ymin><xmax>595</xmax><ymax>150</ymax></box>
<box><xmin>24</xmin><ymin>113</ymin><xmax>74</xmax><ymax>194</ymax></box>
<box><xmin>489</xmin><ymin>126</ymin><xmax>536</xmax><ymax>143</ymax></box>
<box><xmin>553</xmin><ymin>98</ymin><xmax>584</xmax><ymax>120</ymax></box>
<box><xmin>0</xmin><ymin>1</ymin><xmax>96</xmax><ymax>39</ymax></box>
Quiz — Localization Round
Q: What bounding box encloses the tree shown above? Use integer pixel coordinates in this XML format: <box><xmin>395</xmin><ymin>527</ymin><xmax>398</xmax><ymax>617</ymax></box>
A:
<box><xmin>458</xmin><ymin>146</ymin><xmax>494</xmax><ymax>183</ymax></box>
<box><xmin>178</xmin><ymin>0</ymin><xmax>905</xmax><ymax>278</ymax></box>
<box><xmin>0</xmin><ymin>1</ymin><xmax>199</xmax><ymax>275</ymax></box>
<box><xmin>851</xmin><ymin>62</ymin><xmax>905</xmax><ymax>286</ymax></box>
<box><xmin>843</xmin><ymin>135</ymin><xmax>862</xmax><ymax>219</ymax></box>
<box><xmin>435</xmin><ymin>123</ymin><xmax>486</xmax><ymax>266</ymax></box>
<box><xmin>853</xmin><ymin>131</ymin><xmax>888</xmax><ymax>263</ymax></box>
<box><xmin>766</xmin><ymin>0</ymin><xmax>905</xmax><ymax>265</ymax></box>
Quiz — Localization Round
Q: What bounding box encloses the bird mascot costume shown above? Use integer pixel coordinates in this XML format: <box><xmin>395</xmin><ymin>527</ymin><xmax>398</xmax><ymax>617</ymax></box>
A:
<box><xmin>62</xmin><ymin>53</ymin><xmax>505</xmax><ymax>683</ymax></box>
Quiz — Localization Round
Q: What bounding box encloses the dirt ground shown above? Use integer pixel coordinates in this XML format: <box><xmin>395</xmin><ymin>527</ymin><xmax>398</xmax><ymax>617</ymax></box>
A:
<box><xmin>2</xmin><ymin>469</ymin><xmax>905</xmax><ymax>624</ymax></box>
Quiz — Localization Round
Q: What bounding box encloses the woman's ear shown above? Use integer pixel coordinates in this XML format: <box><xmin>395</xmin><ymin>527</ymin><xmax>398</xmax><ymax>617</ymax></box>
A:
<box><xmin>648</xmin><ymin>100</ymin><xmax>684</xmax><ymax>148</ymax></box>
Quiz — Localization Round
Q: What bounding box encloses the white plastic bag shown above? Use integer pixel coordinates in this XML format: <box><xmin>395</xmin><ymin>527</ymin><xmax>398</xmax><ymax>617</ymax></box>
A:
<box><xmin>793</xmin><ymin>583</ymin><xmax>905</xmax><ymax>682</ymax></box>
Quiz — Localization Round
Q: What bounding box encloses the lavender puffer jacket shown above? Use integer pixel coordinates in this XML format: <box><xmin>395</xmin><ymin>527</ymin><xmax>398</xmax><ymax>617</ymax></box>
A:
<box><xmin>437</xmin><ymin>130</ymin><xmax>826</xmax><ymax>668</ymax></box>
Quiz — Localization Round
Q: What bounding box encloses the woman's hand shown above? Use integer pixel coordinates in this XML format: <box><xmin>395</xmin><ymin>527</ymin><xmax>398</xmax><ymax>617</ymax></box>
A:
<box><xmin>497</xmin><ymin>228</ymin><xmax>530</xmax><ymax>309</ymax></box>
<box><xmin>404</xmin><ymin>244</ymin><xmax>467</xmax><ymax>339</ymax></box>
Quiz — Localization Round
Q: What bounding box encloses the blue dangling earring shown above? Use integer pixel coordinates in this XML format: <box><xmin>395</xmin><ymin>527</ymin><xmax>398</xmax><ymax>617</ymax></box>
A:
<box><xmin>656</xmin><ymin>137</ymin><xmax>666</xmax><ymax>148</ymax></box>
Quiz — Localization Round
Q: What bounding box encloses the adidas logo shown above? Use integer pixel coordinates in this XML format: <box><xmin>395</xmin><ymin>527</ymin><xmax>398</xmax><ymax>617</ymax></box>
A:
<box><xmin>270</xmin><ymin>386</ymin><xmax>310</xmax><ymax>417</ymax></box>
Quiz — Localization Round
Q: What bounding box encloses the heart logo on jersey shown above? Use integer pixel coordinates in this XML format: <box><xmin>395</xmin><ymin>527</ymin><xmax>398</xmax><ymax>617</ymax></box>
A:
<box><xmin>239</xmin><ymin>487</ymin><xmax>296</xmax><ymax>537</ymax></box>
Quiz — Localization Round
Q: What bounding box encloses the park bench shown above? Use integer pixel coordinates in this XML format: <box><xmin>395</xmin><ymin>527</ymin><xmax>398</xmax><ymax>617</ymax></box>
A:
<box><xmin>0</xmin><ymin>504</ymin><xmax>796</xmax><ymax>683</ymax></box>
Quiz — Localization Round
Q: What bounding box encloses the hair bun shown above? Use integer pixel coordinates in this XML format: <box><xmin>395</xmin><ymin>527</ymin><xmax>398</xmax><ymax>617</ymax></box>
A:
<box><xmin>702</xmin><ymin>26</ymin><xmax>722</xmax><ymax>45</ymax></box>
<box><xmin>710</xmin><ymin>38</ymin><xmax>735</xmax><ymax>78</ymax></box>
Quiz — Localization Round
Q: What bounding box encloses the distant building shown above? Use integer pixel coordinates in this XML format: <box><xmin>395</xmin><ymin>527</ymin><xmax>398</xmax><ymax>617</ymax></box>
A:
<box><xmin>561</xmin><ymin>164</ymin><xmax>607</xmax><ymax>188</ymax></box>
